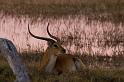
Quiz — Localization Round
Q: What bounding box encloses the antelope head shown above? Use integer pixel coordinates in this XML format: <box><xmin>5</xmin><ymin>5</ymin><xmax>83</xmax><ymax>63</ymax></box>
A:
<box><xmin>28</xmin><ymin>23</ymin><xmax>66</xmax><ymax>56</ymax></box>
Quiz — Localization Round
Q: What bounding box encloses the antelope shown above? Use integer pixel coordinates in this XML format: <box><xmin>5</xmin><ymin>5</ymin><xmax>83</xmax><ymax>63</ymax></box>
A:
<box><xmin>28</xmin><ymin>23</ymin><xmax>85</xmax><ymax>74</ymax></box>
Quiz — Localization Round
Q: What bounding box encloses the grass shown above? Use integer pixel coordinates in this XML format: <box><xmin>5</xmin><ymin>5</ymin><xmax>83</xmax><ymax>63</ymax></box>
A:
<box><xmin>0</xmin><ymin>51</ymin><xmax>124</xmax><ymax>82</ymax></box>
<box><xmin>0</xmin><ymin>0</ymin><xmax>124</xmax><ymax>23</ymax></box>
<box><xmin>0</xmin><ymin>0</ymin><xmax>124</xmax><ymax>82</ymax></box>
<box><xmin>0</xmin><ymin>56</ymin><xmax>15</xmax><ymax>82</ymax></box>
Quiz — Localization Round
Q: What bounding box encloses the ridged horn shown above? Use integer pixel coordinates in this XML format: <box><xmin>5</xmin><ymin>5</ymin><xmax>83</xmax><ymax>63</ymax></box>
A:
<box><xmin>28</xmin><ymin>24</ymin><xmax>55</xmax><ymax>43</ymax></box>
<box><xmin>47</xmin><ymin>23</ymin><xmax>60</xmax><ymax>42</ymax></box>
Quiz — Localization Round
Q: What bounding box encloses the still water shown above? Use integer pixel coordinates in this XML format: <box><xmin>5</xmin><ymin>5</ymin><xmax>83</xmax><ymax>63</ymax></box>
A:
<box><xmin>0</xmin><ymin>15</ymin><xmax>123</xmax><ymax>55</ymax></box>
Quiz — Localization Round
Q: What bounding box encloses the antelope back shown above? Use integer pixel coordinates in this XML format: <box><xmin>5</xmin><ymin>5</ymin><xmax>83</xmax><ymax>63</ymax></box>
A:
<box><xmin>54</xmin><ymin>55</ymin><xmax>77</xmax><ymax>74</ymax></box>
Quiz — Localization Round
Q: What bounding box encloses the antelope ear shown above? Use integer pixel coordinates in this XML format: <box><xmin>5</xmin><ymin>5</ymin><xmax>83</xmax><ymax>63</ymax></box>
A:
<box><xmin>47</xmin><ymin>41</ymin><xmax>55</xmax><ymax>47</ymax></box>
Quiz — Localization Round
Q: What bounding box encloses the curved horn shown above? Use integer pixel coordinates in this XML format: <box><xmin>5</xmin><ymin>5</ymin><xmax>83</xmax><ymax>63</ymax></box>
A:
<box><xmin>47</xmin><ymin>23</ymin><xmax>60</xmax><ymax>42</ymax></box>
<box><xmin>28</xmin><ymin>24</ymin><xmax>55</xmax><ymax>43</ymax></box>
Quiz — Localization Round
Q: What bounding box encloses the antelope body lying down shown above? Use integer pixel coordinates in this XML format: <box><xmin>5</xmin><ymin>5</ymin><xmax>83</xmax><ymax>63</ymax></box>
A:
<box><xmin>52</xmin><ymin>55</ymin><xmax>85</xmax><ymax>74</ymax></box>
<box><xmin>28</xmin><ymin>23</ymin><xmax>85</xmax><ymax>74</ymax></box>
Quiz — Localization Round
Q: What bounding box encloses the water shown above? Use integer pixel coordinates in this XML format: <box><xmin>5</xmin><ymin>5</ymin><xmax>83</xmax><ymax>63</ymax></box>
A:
<box><xmin>0</xmin><ymin>14</ymin><xmax>123</xmax><ymax>55</ymax></box>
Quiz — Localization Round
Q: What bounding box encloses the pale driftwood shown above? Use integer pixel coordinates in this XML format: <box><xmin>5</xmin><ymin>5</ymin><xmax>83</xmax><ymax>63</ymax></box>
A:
<box><xmin>0</xmin><ymin>38</ymin><xmax>30</xmax><ymax>82</ymax></box>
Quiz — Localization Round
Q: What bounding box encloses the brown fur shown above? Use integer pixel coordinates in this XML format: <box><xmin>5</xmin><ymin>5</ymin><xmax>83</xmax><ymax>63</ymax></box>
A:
<box><xmin>38</xmin><ymin>42</ymin><xmax>66</xmax><ymax>72</ymax></box>
<box><xmin>50</xmin><ymin>54</ymin><xmax>86</xmax><ymax>74</ymax></box>
<box><xmin>28</xmin><ymin>23</ymin><xmax>85</xmax><ymax>74</ymax></box>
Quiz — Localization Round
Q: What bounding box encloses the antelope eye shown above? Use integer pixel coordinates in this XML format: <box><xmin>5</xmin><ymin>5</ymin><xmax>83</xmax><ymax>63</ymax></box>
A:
<box><xmin>53</xmin><ymin>44</ymin><xmax>58</xmax><ymax>48</ymax></box>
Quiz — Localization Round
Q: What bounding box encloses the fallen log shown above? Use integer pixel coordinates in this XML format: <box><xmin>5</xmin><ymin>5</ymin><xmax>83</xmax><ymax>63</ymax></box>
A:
<box><xmin>0</xmin><ymin>38</ymin><xmax>30</xmax><ymax>82</ymax></box>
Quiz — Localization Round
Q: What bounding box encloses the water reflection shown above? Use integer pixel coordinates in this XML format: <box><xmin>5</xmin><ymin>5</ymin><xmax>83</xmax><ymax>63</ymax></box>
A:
<box><xmin>0</xmin><ymin>15</ymin><xmax>123</xmax><ymax>55</ymax></box>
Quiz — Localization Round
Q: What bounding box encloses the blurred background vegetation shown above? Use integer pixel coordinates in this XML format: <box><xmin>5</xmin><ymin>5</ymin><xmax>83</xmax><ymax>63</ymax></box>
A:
<box><xmin>0</xmin><ymin>0</ymin><xmax>124</xmax><ymax>82</ymax></box>
<box><xmin>0</xmin><ymin>0</ymin><xmax>124</xmax><ymax>23</ymax></box>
